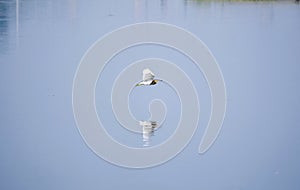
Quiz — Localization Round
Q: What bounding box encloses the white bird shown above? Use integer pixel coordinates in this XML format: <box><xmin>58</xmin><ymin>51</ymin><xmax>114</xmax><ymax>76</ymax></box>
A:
<box><xmin>135</xmin><ymin>68</ymin><xmax>162</xmax><ymax>86</ymax></box>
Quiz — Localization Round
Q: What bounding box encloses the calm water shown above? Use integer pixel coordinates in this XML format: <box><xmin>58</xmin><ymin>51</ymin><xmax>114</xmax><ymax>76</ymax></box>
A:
<box><xmin>1</xmin><ymin>0</ymin><xmax>300</xmax><ymax>189</ymax></box>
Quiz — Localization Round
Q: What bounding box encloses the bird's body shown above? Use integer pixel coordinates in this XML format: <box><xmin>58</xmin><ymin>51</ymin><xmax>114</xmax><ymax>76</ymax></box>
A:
<box><xmin>136</xmin><ymin>80</ymin><xmax>156</xmax><ymax>86</ymax></box>
<box><xmin>136</xmin><ymin>68</ymin><xmax>161</xmax><ymax>86</ymax></box>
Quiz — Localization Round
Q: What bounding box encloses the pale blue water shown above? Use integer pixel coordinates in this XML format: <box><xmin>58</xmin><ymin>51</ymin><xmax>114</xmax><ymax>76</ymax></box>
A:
<box><xmin>1</xmin><ymin>0</ymin><xmax>300</xmax><ymax>189</ymax></box>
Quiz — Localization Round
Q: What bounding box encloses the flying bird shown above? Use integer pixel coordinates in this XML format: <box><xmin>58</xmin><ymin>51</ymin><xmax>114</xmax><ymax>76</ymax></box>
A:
<box><xmin>135</xmin><ymin>68</ymin><xmax>162</xmax><ymax>86</ymax></box>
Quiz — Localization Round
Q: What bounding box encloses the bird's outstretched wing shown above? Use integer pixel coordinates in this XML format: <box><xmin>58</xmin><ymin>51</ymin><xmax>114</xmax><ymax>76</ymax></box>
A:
<box><xmin>143</xmin><ymin>68</ymin><xmax>155</xmax><ymax>81</ymax></box>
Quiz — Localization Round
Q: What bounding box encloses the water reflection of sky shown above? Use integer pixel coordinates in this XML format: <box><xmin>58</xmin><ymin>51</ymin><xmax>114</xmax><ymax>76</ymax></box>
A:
<box><xmin>0</xmin><ymin>0</ymin><xmax>300</xmax><ymax>190</ymax></box>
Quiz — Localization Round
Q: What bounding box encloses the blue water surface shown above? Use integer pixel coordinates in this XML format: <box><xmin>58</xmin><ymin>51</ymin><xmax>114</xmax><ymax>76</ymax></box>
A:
<box><xmin>0</xmin><ymin>0</ymin><xmax>300</xmax><ymax>189</ymax></box>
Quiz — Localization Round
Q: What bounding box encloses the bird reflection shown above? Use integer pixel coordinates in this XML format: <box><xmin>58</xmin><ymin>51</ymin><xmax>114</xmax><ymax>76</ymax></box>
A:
<box><xmin>139</xmin><ymin>121</ymin><xmax>158</xmax><ymax>147</ymax></box>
